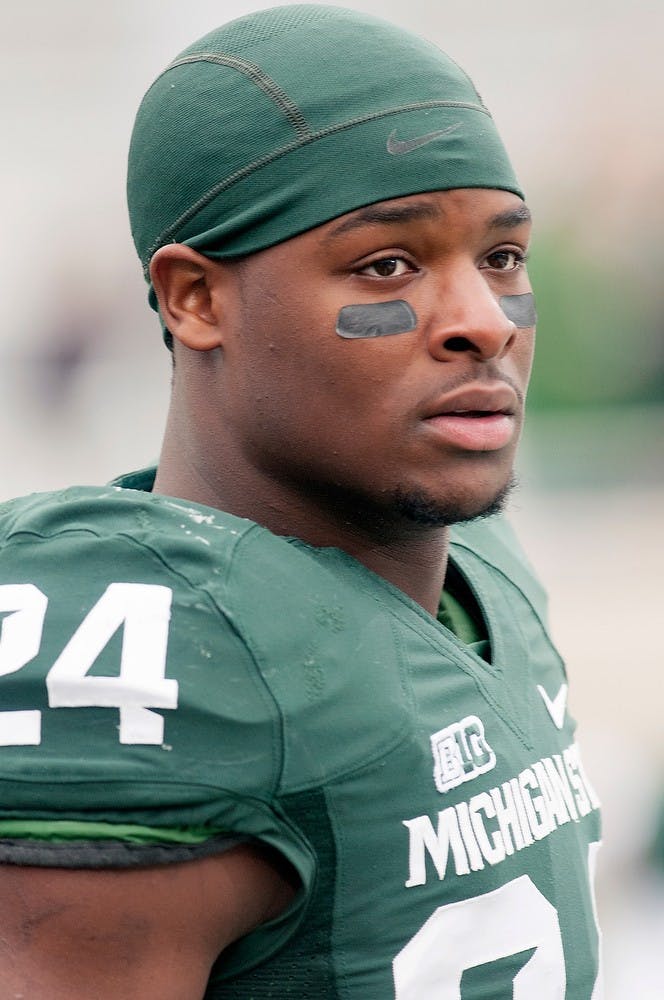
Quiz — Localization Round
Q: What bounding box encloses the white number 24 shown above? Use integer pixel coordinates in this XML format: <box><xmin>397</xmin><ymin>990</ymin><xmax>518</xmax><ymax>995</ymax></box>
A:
<box><xmin>0</xmin><ymin>583</ymin><xmax>177</xmax><ymax>746</ymax></box>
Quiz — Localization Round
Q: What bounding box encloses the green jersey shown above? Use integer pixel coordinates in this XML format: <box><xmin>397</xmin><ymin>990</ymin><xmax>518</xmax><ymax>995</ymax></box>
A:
<box><xmin>0</xmin><ymin>472</ymin><xmax>602</xmax><ymax>998</ymax></box>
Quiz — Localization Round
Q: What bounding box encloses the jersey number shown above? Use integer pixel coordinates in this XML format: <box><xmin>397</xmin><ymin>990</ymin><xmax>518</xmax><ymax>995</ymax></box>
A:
<box><xmin>393</xmin><ymin>845</ymin><xmax>603</xmax><ymax>998</ymax></box>
<box><xmin>0</xmin><ymin>583</ymin><xmax>177</xmax><ymax>746</ymax></box>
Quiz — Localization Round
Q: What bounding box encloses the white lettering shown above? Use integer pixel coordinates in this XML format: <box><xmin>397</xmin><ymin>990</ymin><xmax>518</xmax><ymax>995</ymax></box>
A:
<box><xmin>404</xmin><ymin>809</ymin><xmax>470</xmax><ymax>888</ymax></box>
<box><xmin>431</xmin><ymin>715</ymin><xmax>496</xmax><ymax>793</ymax></box>
<box><xmin>469</xmin><ymin>791</ymin><xmax>506</xmax><ymax>865</ymax></box>
<box><xmin>547</xmin><ymin>755</ymin><xmax>579</xmax><ymax>822</ymax></box>
<box><xmin>456</xmin><ymin>801</ymin><xmax>484</xmax><ymax>872</ymax></box>
<box><xmin>491</xmin><ymin>781</ymin><xmax>526</xmax><ymax>854</ymax></box>
<box><xmin>404</xmin><ymin>742</ymin><xmax>599</xmax><ymax>888</ymax></box>
<box><xmin>533</xmin><ymin>760</ymin><xmax>571</xmax><ymax>829</ymax></box>
<box><xmin>563</xmin><ymin>746</ymin><xmax>591</xmax><ymax>816</ymax></box>
<box><xmin>519</xmin><ymin>767</ymin><xmax>554</xmax><ymax>840</ymax></box>
<box><xmin>509</xmin><ymin>777</ymin><xmax>535</xmax><ymax>848</ymax></box>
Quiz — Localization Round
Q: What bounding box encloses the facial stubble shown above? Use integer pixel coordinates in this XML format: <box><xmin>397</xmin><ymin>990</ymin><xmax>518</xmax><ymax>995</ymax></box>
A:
<box><xmin>392</xmin><ymin>472</ymin><xmax>518</xmax><ymax>528</ymax></box>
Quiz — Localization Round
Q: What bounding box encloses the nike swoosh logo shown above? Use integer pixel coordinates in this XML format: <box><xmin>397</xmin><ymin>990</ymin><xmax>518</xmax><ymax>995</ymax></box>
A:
<box><xmin>386</xmin><ymin>122</ymin><xmax>462</xmax><ymax>155</ymax></box>
<box><xmin>537</xmin><ymin>683</ymin><xmax>568</xmax><ymax>730</ymax></box>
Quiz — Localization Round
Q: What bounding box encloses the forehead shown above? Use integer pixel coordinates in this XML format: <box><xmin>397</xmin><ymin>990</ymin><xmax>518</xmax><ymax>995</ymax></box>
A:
<box><xmin>318</xmin><ymin>189</ymin><xmax>531</xmax><ymax>243</ymax></box>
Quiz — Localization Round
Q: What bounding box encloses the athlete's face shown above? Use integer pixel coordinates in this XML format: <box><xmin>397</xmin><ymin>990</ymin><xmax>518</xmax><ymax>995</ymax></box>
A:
<box><xmin>220</xmin><ymin>188</ymin><xmax>534</xmax><ymax>528</ymax></box>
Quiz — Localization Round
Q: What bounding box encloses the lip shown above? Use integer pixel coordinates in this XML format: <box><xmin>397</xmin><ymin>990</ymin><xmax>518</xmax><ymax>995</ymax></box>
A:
<box><xmin>421</xmin><ymin>382</ymin><xmax>519</xmax><ymax>452</ymax></box>
<box><xmin>423</xmin><ymin>383</ymin><xmax>518</xmax><ymax>419</ymax></box>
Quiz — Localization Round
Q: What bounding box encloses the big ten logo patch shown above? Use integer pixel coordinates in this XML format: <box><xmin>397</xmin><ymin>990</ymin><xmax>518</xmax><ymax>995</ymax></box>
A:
<box><xmin>431</xmin><ymin>715</ymin><xmax>496</xmax><ymax>793</ymax></box>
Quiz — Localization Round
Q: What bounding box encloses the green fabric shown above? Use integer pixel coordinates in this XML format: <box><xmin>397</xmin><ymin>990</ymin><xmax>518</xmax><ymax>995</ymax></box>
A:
<box><xmin>438</xmin><ymin>587</ymin><xmax>485</xmax><ymax>646</ymax></box>
<box><xmin>439</xmin><ymin>566</ymin><xmax>492</xmax><ymax>662</ymax></box>
<box><xmin>0</xmin><ymin>482</ymin><xmax>601</xmax><ymax>994</ymax></box>
<box><xmin>126</xmin><ymin>465</ymin><xmax>486</xmax><ymax>663</ymax></box>
<box><xmin>0</xmin><ymin>819</ymin><xmax>217</xmax><ymax>845</ymax></box>
<box><xmin>127</xmin><ymin>5</ymin><xmax>523</xmax><ymax>345</ymax></box>
<box><xmin>213</xmin><ymin>788</ymin><xmax>340</xmax><ymax>997</ymax></box>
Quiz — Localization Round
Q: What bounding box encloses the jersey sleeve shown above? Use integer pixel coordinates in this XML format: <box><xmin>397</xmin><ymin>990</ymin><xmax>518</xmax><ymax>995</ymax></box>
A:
<box><xmin>0</xmin><ymin>488</ymin><xmax>315</xmax><ymax>973</ymax></box>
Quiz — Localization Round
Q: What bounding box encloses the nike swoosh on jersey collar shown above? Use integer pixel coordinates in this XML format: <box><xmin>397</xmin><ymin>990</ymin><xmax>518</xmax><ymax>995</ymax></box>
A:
<box><xmin>386</xmin><ymin>122</ymin><xmax>462</xmax><ymax>155</ymax></box>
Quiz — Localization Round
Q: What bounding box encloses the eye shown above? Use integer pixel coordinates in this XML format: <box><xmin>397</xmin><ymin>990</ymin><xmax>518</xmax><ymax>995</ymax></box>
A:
<box><xmin>483</xmin><ymin>248</ymin><xmax>527</xmax><ymax>272</ymax></box>
<box><xmin>359</xmin><ymin>256</ymin><xmax>413</xmax><ymax>278</ymax></box>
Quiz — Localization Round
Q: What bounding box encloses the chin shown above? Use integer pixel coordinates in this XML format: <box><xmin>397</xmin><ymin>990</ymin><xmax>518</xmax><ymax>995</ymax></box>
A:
<box><xmin>393</xmin><ymin>473</ymin><xmax>517</xmax><ymax>528</ymax></box>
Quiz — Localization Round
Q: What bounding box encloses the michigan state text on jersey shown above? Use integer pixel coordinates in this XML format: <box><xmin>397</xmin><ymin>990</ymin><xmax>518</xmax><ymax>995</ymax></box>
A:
<box><xmin>0</xmin><ymin>6</ymin><xmax>602</xmax><ymax>998</ymax></box>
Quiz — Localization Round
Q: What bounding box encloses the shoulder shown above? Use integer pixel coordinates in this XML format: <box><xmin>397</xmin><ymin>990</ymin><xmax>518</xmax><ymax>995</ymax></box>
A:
<box><xmin>0</xmin><ymin>481</ymin><xmax>250</xmax><ymax>573</ymax></box>
<box><xmin>0</xmin><ymin>483</ymin><xmax>291</xmax><ymax>794</ymax></box>
<box><xmin>1</xmin><ymin>479</ymin><xmax>318</xmax><ymax>595</ymax></box>
<box><xmin>0</xmin><ymin>483</ymin><xmax>316</xmax><ymax>975</ymax></box>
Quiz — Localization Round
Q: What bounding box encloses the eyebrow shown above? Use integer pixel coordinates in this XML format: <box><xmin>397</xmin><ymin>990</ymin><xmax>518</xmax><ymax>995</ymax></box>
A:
<box><xmin>323</xmin><ymin>198</ymin><xmax>532</xmax><ymax>244</ymax></box>
<box><xmin>323</xmin><ymin>202</ymin><xmax>443</xmax><ymax>242</ymax></box>
<box><xmin>487</xmin><ymin>203</ymin><xmax>532</xmax><ymax>230</ymax></box>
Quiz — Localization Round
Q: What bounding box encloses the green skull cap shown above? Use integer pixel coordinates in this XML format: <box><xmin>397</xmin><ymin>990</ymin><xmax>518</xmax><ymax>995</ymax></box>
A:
<box><xmin>127</xmin><ymin>4</ymin><xmax>523</xmax><ymax>343</ymax></box>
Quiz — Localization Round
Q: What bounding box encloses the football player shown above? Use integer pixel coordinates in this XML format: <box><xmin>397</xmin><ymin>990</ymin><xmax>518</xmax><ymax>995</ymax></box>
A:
<box><xmin>0</xmin><ymin>5</ymin><xmax>602</xmax><ymax>997</ymax></box>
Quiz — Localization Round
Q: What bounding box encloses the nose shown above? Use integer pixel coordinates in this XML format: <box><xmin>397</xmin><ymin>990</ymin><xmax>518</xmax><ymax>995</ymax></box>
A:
<box><xmin>426</xmin><ymin>273</ymin><xmax>517</xmax><ymax>362</ymax></box>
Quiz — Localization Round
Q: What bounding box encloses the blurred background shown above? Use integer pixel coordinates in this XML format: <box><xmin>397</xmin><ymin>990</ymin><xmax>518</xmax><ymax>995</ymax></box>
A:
<box><xmin>2</xmin><ymin>0</ymin><xmax>663</xmax><ymax>991</ymax></box>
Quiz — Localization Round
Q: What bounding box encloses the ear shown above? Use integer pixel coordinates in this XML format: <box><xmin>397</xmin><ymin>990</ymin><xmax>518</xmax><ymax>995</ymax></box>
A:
<box><xmin>150</xmin><ymin>245</ymin><xmax>229</xmax><ymax>352</ymax></box>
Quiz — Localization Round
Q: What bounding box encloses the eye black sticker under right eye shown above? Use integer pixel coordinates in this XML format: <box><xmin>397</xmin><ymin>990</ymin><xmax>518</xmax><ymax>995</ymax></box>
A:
<box><xmin>336</xmin><ymin>300</ymin><xmax>417</xmax><ymax>339</ymax></box>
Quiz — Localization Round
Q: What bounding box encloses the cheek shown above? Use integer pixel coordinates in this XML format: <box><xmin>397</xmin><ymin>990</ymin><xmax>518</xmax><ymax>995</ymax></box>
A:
<box><xmin>232</xmin><ymin>287</ymin><xmax>412</xmax><ymax>439</ymax></box>
<box><xmin>515</xmin><ymin>328</ymin><xmax>536</xmax><ymax>387</ymax></box>
<box><xmin>226</xmin><ymin>318</ymin><xmax>360</xmax><ymax>441</ymax></box>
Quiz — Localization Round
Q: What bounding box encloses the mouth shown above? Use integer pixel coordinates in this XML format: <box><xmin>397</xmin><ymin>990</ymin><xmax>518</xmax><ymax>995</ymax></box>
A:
<box><xmin>421</xmin><ymin>384</ymin><xmax>519</xmax><ymax>452</ymax></box>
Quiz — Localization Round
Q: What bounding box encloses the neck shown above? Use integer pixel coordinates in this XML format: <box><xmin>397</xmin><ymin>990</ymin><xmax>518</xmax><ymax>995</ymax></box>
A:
<box><xmin>267</xmin><ymin>486</ymin><xmax>450</xmax><ymax>614</ymax></box>
<box><xmin>338</xmin><ymin>528</ymin><xmax>449</xmax><ymax>616</ymax></box>
<box><xmin>154</xmin><ymin>430</ymin><xmax>449</xmax><ymax>615</ymax></box>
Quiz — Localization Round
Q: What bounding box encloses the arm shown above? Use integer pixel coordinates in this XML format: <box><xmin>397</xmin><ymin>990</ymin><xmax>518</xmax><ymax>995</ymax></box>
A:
<box><xmin>0</xmin><ymin>843</ymin><xmax>296</xmax><ymax>999</ymax></box>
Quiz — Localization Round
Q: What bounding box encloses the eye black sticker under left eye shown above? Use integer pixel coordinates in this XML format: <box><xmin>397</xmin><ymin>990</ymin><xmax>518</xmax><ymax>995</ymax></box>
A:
<box><xmin>499</xmin><ymin>292</ymin><xmax>537</xmax><ymax>329</ymax></box>
<box><xmin>336</xmin><ymin>300</ymin><xmax>417</xmax><ymax>339</ymax></box>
